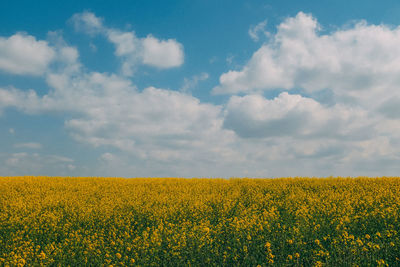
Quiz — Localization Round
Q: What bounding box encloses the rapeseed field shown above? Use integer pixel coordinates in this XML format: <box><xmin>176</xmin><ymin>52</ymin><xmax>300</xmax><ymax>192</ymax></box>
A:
<box><xmin>0</xmin><ymin>177</ymin><xmax>399</xmax><ymax>266</ymax></box>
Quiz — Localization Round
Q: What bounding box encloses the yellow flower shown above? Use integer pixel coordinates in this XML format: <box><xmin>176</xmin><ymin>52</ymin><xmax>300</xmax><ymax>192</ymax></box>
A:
<box><xmin>376</xmin><ymin>259</ymin><xmax>385</xmax><ymax>265</ymax></box>
<box><xmin>38</xmin><ymin>252</ymin><xmax>46</xmax><ymax>260</ymax></box>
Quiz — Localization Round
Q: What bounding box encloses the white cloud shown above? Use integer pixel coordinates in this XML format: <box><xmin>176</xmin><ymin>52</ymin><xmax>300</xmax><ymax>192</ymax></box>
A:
<box><xmin>0</xmin><ymin>33</ymin><xmax>55</xmax><ymax>75</ymax></box>
<box><xmin>1</xmin><ymin>152</ymin><xmax>76</xmax><ymax>176</ymax></box>
<box><xmin>2</xmin><ymin>69</ymin><xmax>400</xmax><ymax>177</ymax></box>
<box><xmin>107</xmin><ymin>30</ymin><xmax>138</xmax><ymax>56</ymax></box>
<box><xmin>100</xmin><ymin>152</ymin><xmax>116</xmax><ymax>162</ymax></box>
<box><xmin>62</xmin><ymin>82</ymin><xmax>229</xmax><ymax>159</ymax></box>
<box><xmin>106</xmin><ymin>30</ymin><xmax>184</xmax><ymax>74</ymax></box>
<box><xmin>142</xmin><ymin>35</ymin><xmax>184</xmax><ymax>68</ymax></box>
<box><xmin>14</xmin><ymin>142</ymin><xmax>42</xmax><ymax>149</ymax></box>
<box><xmin>224</xmin><ymin>92</ymin><xmax>370</xmax><ymax>139</ymax></box>
<box><xmin>180</xmin><ymin>72</ymin><xmax>209</xmax><ymax>93</ymax></box>
<box><xmin>0</xmin><ymin>69</ymin><xmax>235</xmax><ymax>173</ymax></box>
<box><xmin>0</xmin><ymin>87</ymin><xmax>42</xmax><ymax>114</ymax></box>
<box><xmin>70</xmin><ymin>11</ymin><xmax>104</xmax><ymax>35</ymax></box>
<box><xmin>67</xmin><ymin>164</ymin><xmax>76</xmax><ymax>171</ymax></box>
<box><xmin>213</xmin><ymin>11</ymin><xmax>400</xmax><ymax>108</ymax></box>
<box><xmin>248</xmin><ymin>19</ymin><xmax>269</xmax><ymax>42</ymax></box>
<box><xmin>71</xmin><ymin>12</ymin><xmax>184</xmax><ymax>75</ymax></box>
<box><xmin>58</xmin><ymin>46</ymin><xmax>79</xmax><ymax>65</ymax></box>
<box><xmin>226</xmin><ymin>54</ymin><xmax>235</xmax><ymax>65</ymax></box>
<box><xmin>1</xmin><ymin>11</ymin><xmax>400</xmax><ymax>177</ymax></box>
<box><xmin>208</xmin><ymin>12</ymin><xmax>400</xmax><ymax>176</ymax></box>
<box><xmin>46</xmin><ymin>31</ymin><xmax>81</xmax><ymax>74</ymax></box>
<box><xmin>106</xmin><ymin>30</ymin><xmax>141</xmax><ymax>76</ymax></box>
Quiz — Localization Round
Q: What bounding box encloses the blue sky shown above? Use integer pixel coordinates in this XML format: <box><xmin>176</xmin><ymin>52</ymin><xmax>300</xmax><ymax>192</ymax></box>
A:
<box><xmin>1</xmin><ymin>0</ymin><xmax>400</xmax><ymax>177</ymax></box>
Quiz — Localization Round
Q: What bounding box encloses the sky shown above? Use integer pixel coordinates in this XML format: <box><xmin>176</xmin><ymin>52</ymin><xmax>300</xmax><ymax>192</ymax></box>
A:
<box><xmin>0</xmin><ymin>0</ymin><xmax>400</xmax><ymax>177</ymax></box>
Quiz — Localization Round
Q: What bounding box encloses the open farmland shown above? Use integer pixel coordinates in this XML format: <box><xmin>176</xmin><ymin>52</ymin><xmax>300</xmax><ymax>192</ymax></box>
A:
<box><xmin>1</xmin><ymin>177</ymin><xmax>400</xmax><ymax>266</ymax></box>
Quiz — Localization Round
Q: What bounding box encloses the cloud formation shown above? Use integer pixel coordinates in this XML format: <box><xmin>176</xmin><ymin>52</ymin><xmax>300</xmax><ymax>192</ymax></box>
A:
<box><xmin>0</xmin><ymin>33</ymin><xmax>55</xmax><ymax>75</ymax></box>
<box><xmin>1</xmin><ymin>11</ymin><xmax>400</xmax><ymax>177</ymax></box>
<box><xmin>71</xmin><ymin>12</ymin><xmax>184</xmax><ymax>75</ymax></box>
<box><xmin>180</xmin><ymin>72</ymin><xmax>209</xmax><ymax>93</ymax></box>
<box><xmin>1</xmin><ymin>67</ymin><xmax>235</xmax><ymax>176</ymax></box>
<box><xmin>141</xmin><ymin>35</ymin><xmax>184</xmax><ymax>68</ymax></box>
<box><xmin>248</xmin><ymin>19</ymin><xmax>269</xmax><ymax>42</ymax></box>
<box><xmin>214</xmin><ymin>12</ymin><xmax>400</xmax><ymax>107</ymax></box>
<box><xmin>0</xmin><ymin>152</ymin><xmax>75</xmax><ymax>176</ymax></box>
<box><xmin>71</xmin><ymin>11</ymin><xmax>104</xmax><ymax>35</ymax></box>
<box><xmin>224</xmin><ymin>92</ymin><xmax>369</xmax><ymax>139</ymax></box>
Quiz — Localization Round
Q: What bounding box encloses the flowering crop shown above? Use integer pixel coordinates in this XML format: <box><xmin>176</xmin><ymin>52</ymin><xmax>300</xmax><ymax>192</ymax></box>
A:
<box><xmin>0</xmin><ymin>177</ymin><xmax>399</xmax><ymax>266</ymax></box>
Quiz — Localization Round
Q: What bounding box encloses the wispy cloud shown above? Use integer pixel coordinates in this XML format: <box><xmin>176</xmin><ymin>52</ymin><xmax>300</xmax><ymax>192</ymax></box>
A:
<box><xmin>14</xmin><ymin>142</ymin><xmax>42</xmax><ymax>149</ymax></box>
<box><xmin>180</xmin><ymin>72</ymin><xmax>209</xmax><ymax>93</ymax></box>
<box><xmin>248</xmin><ymin>19</ymin><xmax>269</xmax><ymax>42</ymax></box>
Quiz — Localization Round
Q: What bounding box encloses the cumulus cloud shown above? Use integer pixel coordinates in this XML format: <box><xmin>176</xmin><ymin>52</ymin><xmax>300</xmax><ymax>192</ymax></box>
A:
<box><xmin>213</xmin><ymin>12</ymin><xmax>400</xmax><ymax>106</ymax></box>
<box><xmin>107</xmin><ymin>30</ymin><xmax>138</xmax><ymax>57</ymax></box>
<box><xmin>0</xmin><ymin>87</ymin><xmax>42</xmax><ymax>114</ymax></box>
<box><xmin>107</xmin><ymin>30</ymin><xmax>184</xmax><ymax>74</ymax></box>
<box><xmin>224</xmin><ymin>92</ymin><xmax>370</xmax><ymax>139</ymax></box>
<box><xmin>46</xmin><ymin>31</ymin><xmax>81</xmax><ymax>75</ymax></box>
<box><xmin>208</xmin><ymin>12</ymin><xmax>400</xmax><ymax>176</ymax></box>
<box><xmin>106</xmin><ymin>30</ymin><xmax>142</xmax><ymax>76</ymax></box>
<box><xmin>70</xmin><ymin>12</ymin><xmax>184</xmax><ymax>75</ymax></box>
<box><xmin>1</xmin><ymin>11</ymin><xmax>400</xmax><ymax>177</ymax></box>
<box><xmin>141</xmin><ymin>35</ymin><xmax>184</xmax><ymax>68</ymax></box>
<box><xmin>0</xmin><ymin>33</ymin><xmax>55</xmax><ymax>75</ymax></box>
<box><xmin>62</xmin><ymin>82</ymin><xmax>230</xmax><ymax>160</ymax></box>
<box><xmin>1</xmin><ymin>69</ymin><xmax>236</xmax><ymax>172</ymax></box>
<box><xmin>1</xmin><ymin>72</ymin><xmax>399</xmax><ymax>177</ymax></box>
<box><xmin>70</xmin><ymin>11</ymin><xmax>104</xmax><ymax>35</ymax></box>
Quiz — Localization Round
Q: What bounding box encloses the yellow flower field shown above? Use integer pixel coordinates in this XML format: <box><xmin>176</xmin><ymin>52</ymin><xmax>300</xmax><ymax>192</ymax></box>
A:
<box><xmin>0</xmin><ymin>177</ymin><xmax>399</xmax><ymax>266</ymax></box>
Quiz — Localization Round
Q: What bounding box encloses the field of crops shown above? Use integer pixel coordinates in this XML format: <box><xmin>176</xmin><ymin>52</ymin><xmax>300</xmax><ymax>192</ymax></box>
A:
<box><xmin>1</xmin><ymin>177</ymin><xmax>400</xmax><ymax>266</ymax></box>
